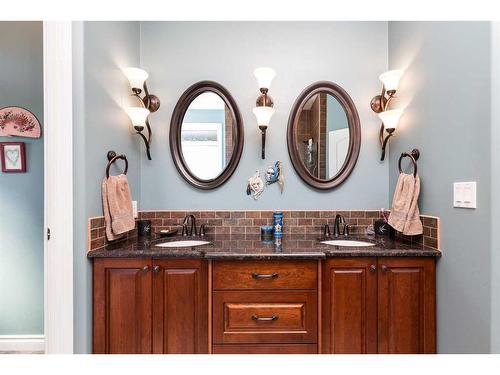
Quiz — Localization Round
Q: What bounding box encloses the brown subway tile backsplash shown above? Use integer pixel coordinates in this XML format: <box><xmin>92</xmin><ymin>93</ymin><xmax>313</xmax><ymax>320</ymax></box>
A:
<box><xmin>139</xmin><ymin>211</ymin><xmax>156</xmax><ymax>219</ymax></box>
<box><xmin>90</xmin><ymin>217</ymin><xmax>104</xmax><ymax>229</ymax></box>
<box><xmin>245</xmin><ymin>211</ymin><xmax>261</xmax><ymax>218</ymax></box>
<box><xmin>155</xmin><ymin>211</ymin><xmax>171</xmax><ymax>219</ymax></box>
<box><xmin>215</xmin><ymin>211</ymin><xmax>231</xmax><ymax>219</ymax></box>
<box><xmin>88</xmin><ymin>210</ymin><xmax>441</xmax><ymax>252</ymax></box>
<box><xmin>200</xmin><ymin>211</ymin><xmax>216</xmax><ymax>218</ymax></box>
<box><xmin>230</xmin><ymin>211</ymin><xmax>245</xmax><ymax>219</ymax></box>
<box><xmin>423</xmin><ymin>216</ymin><xmax>439</xmax><ymax>228</ymax></box>
<box><xmin>350</xmin><ymin>211</ymin><xmax>366</xmax><ymax>218</ymax></box>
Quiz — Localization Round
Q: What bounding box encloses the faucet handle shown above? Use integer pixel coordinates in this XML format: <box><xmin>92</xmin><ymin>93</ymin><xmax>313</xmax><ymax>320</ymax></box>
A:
<box><xmin>182</xmin><ymin>222</ymin><xmax>191</xmax><ymax>236</ymax></box>
<box><xmin>199</xmin><ymin>224</ymin><xmax>207</xmax><ymax>237</ymax></box>
<box><xmin>343</xmin><ymin>223</ymin><xmax>351</xmax><ymax>236</ymax></box>
<box><xmin>323</xmin><ymin>224</ymin><xmax>331</xmax><ymax>238</ymax></box>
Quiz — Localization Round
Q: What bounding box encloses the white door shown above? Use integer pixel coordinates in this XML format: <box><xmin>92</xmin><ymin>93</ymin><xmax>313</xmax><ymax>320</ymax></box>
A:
<box><xmin>328</xmin><ymin>128</ymin><xmax>349</xmax><ymax>177</ymax></box>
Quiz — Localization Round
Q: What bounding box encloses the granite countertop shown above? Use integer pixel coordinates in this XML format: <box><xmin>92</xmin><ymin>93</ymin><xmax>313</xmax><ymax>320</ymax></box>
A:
<box><xmin>87</xmin><ymin>230</ymin><xmax>441</xmax><ymax>260</ymax></box>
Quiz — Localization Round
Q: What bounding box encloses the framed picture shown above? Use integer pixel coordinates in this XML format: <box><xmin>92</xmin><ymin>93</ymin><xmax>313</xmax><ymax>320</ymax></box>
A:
<box><xmin>0</xmin><ymin>142</ymin><xmax>26</xmax><ymax>173</ymax></box>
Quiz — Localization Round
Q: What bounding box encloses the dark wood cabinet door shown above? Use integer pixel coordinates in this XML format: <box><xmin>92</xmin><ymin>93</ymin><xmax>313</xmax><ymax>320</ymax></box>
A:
<box><xmin>377</xmin><ymin>257</ymin><xmax>436</xmax><ymax>354</ymax></box>
<box><xmin>93</xmin><ymin>258</ymin><xmax>153</xmax><ymax>354</ymax></box>
<box><xmin>322</xmin><ymin>258</ymin><xmax>377</xmax><ymax>354</ymax></box>
<box><xmin>152</xmin><ymin>259</ymin><xmax>208</xmax><ymax>354</ymax></box>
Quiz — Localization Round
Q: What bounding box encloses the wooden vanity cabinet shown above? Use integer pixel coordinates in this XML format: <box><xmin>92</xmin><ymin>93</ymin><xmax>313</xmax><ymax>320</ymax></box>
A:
<box><xmin>93</xmin><ymin>258</ymin><xmax>207</xmax><ymax>354</ymax></box>
<box><xmin>93</xmin><ymin>256</ymin><xmax>436</xmax><ymax>354</ymax></box>
<box><xmin>377</xmin><ymin>257</ymin><xmax>436</xmax><ymax>354</ymax></box>
<box><xmin>322</xmin><ymin>257</ymin><xmax>436</xmax><ymax>354</ymax></box>
<box><xmin>321</xmin><ymin>258</ymin><xmax>378</xmax><ymax>354</ymax></box>
<box><xmin>152</xmin><ymin>259</ymin><xmax>208</xmax><ymax>354</ymax></box>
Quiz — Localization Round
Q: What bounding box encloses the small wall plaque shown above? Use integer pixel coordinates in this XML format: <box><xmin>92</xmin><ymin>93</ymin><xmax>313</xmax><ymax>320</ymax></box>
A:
<box><xmin>0</xmin><ymin>142</ymin><xmax>26</xmax><ymax>173</ymax></box>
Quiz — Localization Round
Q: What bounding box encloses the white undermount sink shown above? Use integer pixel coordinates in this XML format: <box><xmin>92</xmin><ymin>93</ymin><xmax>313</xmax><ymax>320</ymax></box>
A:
<box><xmin>321</xmin><ymin>239</ymin><xmax>376</xmax><ymax>247</ymax></box>
<box><xmin>155</xmin><ymin>240</ymin><xmax>211</xmax><ymax>248</ymax></box>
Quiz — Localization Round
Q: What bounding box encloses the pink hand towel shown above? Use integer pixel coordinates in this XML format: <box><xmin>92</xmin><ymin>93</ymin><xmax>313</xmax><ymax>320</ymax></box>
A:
<box><xmin>102</xmin><ymin>174</ymin><xmax>135</xmax><ymax>241</ymax></box>
<box><xmin>388</xmin><ymin>173</ymin><xmax>423</xmax><ymax>236</ymax></box>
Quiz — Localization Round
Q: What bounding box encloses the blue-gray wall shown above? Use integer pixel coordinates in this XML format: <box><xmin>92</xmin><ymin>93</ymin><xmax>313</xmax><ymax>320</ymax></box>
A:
<box><xmin>139</xmin><ymin>22</ymin><xmax>389</xmax><ymax>210</ymax></box>
<box><xmin>0</xmin><ymin>22</ymin><xmax>44</xmax><ymax>335</ymax></box>
<box><xmin>491</xmin><ymin>22</ymin><xmax>500</xmax><ymax>353</ymax></box>
<box><xmin>73</xmin><ymin>21</ymin><xmax>142</xmax><ymax>353</ymax></box>
<box><xmin>388</xmin><ymin>21</ymin><xmax>492</xmax><ymax>353</ymax></box>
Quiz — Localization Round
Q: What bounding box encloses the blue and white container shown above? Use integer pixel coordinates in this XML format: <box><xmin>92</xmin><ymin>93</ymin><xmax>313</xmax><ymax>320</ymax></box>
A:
<box><xmin>273</xmin><ymin>211</ymin><xmax>284</xmax><ymax>238</ymax></box>
<box><xmin>260</xmin><ymin>225</ymin><xmax>274</xmax><ymax>242</ymax></box>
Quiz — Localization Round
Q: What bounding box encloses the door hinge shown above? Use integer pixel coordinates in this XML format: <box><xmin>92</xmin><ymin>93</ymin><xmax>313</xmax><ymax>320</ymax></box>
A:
<box><xmin>47</xmin><ymin>228</ymin><xmax>51</xmax><ymax>240</ymax></box>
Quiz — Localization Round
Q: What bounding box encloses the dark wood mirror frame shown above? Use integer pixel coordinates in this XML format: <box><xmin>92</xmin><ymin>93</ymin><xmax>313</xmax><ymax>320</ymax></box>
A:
<box><xmin>287</xmin><ymin>81</ymin><xmax>361</xmax><ymax>190</ymax></box>
<box><xmin>170</xmin><ymin>81</ymin><xmax>244</xmax><ymax>190</ymax></box>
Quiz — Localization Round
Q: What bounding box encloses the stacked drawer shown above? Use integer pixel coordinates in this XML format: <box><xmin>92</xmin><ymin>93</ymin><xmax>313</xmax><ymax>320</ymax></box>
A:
<box><xmin>212</xmin><ymin>260</ymin><xmax>318</xmax><ymax>354</ymax></box>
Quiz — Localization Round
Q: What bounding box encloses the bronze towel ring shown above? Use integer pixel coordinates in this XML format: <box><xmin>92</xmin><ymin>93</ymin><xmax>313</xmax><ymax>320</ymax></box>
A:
<box><xmin>398</xmin><ymin>149</ymin><xmax>420</xmax><ymax>177</ymax></box>
<box><xmin>106</xmin><ymin>150</ymin><xmax>128</xmax><ymax>178</ymax></box>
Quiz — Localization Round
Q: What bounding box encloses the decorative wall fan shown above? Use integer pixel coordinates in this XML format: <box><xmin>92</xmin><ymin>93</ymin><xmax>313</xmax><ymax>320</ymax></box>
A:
<box><xmin>0</xmin><ymin>106</ymin><xmax>42</xmax><ymax>138</ymax></box>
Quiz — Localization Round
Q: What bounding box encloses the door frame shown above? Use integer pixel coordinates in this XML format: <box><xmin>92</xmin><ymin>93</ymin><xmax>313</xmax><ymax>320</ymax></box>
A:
<box><xmin>43</xmin><ymin>21</ymin><xmax>74</xmax><ymax>353</ymax></box>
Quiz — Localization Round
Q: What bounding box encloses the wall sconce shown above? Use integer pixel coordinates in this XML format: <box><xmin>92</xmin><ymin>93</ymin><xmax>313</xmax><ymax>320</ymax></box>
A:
<box><xmin>123</xmin><ymin>67</ymin><xmax>161</xmax><ymax>160</ymax></box>
<box><xmin>370</xmin><ymin>69</ymin><xmax>404</xmax><ymax>161</ymax></box>
<box><xmin>252</xmin><ymin>67</ymin><xmax>276</xmax><ymax>159</ymax></box>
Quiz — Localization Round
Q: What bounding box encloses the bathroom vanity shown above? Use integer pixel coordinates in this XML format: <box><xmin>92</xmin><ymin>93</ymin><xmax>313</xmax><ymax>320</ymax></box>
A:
<box><xmin>87</xmin><ymin>43</ymin><xmax>441</xmax><ymax>356</ymax></box>
<box><xmin>89</xmin><ymin>232</ymin><xmax>439</xmax><ymax>354</ymax></box>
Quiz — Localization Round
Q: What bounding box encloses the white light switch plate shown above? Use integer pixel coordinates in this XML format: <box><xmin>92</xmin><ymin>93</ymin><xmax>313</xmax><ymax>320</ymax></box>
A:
<box><xmin>132</xmin><ymin>201</ymin><xmax>138</xmax><ymax>218</ymax></box>
<box><xmin>453</xmin><ymin>182</ymin><xmax>476</xmax><ymax>209</ymax></box>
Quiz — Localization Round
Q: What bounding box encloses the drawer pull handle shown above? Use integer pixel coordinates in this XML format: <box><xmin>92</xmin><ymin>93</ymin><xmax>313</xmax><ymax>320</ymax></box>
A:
<box><xmin>252</xmin><ymin>314</ymin><xmax>278</xmax><ymax>322</ymax></box>
<box><xmin>251</xmin><ymin>272</ymin><xmax>278</xmax><ymax>279</ymax></box>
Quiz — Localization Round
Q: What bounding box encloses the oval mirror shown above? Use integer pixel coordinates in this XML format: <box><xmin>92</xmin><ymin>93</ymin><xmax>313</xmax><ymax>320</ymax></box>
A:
<box><xmin>170</xmin><ymin>81</ymin><xmax>244</xmax><ymax>189</ymax></box>
<box><xmin>287</xmin><ymin>81</ymin><xmax>361</xmax><ymax>189</ymax></box>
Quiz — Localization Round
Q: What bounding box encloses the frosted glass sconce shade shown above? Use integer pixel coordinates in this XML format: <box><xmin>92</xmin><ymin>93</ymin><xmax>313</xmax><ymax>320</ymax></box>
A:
<box><xmin>124</xmin><ymin>67</ymin><xmax>149</xmax><ymax>90</ymax></box>
<box><xmin>254</xmin><ymin>67</ymin><xmax>276</xmax><ymax>91</ymax></box>
<box><xmin>253</xmin><ymin>106</ymin><xmax>275</xmax><ymax>127</ymax></box>
<box><xmin>378</xmin><ymin>109</ymin><xmax>403</xmax><ymax>130</ymax></box>
<box><xmin>125</xmin><ymin>107</ymin><xmax>150</xmax><ymax>128</ymax></box>
<box><xmin>379</xmin><ymin>69</ymin><xmax>404</xmax><ymax>93</ymax></box>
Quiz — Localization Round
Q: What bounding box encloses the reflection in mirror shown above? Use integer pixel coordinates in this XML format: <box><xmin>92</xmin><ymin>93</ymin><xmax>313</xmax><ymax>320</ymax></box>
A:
<box><xmin>295</xmin><ymin>93</ymin><xmax>349</xmax><ymax>179</ymax></box>
<box><xmin>181</xmin><ymin>92</ymin><xmax>234</xmax><ymax>180</ymax></box>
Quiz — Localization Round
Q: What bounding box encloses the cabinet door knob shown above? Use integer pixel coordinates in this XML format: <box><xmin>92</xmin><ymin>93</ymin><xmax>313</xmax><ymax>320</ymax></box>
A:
<box><xmin>251</xmin><ymin>272</ymin><xmax>278</xmax><ymax>279</ymax></box>
<box><xmin>153</xmin><ymin>265</ymin><xmax>161</xmax><ymax>273</ymax></box>
<box><xmin>370</xmin><ymin>264</ymin><xmax>377</xmax><ymax>272</ymax></box>
<box><xmin>142</xmin><ymin>265</ymin><xmax>150</xmax><ymax>272</ymax></box>
<box><xmin>381</xmin><ymin>265</ymin><xmax>388</xmax><ymax>272</ymax></box>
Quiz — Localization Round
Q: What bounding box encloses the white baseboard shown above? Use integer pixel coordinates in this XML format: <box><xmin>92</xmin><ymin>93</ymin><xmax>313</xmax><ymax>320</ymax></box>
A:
<box><xmin>0</xmin><ymin>335</ymin><xmax>45</xmax><ymax>353</ymax></box>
